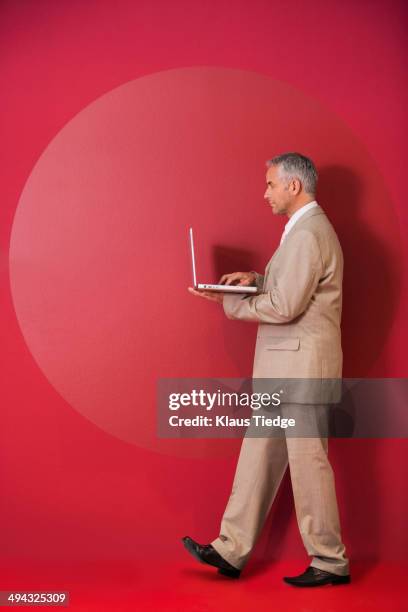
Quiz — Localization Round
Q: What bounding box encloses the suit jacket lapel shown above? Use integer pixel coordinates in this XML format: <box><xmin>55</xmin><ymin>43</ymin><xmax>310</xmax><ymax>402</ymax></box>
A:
<box><xmin>264</xmin><ymin>205</ymin><xmax>325</xmax><ymax>277</ymax></box>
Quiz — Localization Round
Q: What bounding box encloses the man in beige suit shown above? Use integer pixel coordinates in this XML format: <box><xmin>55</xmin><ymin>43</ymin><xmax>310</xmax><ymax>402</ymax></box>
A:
<box><xmin>183</xmin><ymin>152</ymin><xmax>350</xmax><ymax>587</ymax></box>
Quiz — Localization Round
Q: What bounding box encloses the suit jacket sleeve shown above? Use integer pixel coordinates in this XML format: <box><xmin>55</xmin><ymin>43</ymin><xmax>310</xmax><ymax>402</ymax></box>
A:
<box><xmin>223</xmin><ymin>230</ymin><xmax>323</xmax><ymax>324</ymax></box>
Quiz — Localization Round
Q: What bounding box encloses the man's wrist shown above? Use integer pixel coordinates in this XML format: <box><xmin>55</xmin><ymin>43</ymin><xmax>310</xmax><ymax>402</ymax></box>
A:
<box><xmin>249</xmin><ymin>271</ymin><xmax>258</xmax><ymax>286</ymax></box>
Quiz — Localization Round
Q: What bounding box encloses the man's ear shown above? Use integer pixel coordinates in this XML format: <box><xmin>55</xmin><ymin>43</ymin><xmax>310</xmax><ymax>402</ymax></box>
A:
<box><xmin>290</xmin><ymin>178</ymin><xmax>302</xmax><ymax>195</ymax></box>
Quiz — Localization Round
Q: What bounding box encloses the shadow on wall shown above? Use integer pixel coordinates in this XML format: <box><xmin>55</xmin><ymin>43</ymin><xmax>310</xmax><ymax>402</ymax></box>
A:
<box><xmin>212</xmin><ymin>245</ymin><xmax>259</xmax><ymax>282</ymax></box>
<box><xmin>318</xmin><ymin>164</ymin><xmax>400</xmax><ymax>377</ymax></box>
<box><xmin>211</xmin><ymin>245</ymin><xmax>260</xmax><ymax>375</ymax></box>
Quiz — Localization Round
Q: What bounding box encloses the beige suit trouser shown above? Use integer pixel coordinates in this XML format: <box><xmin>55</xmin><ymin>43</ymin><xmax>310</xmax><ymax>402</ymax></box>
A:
<box><xmin>211</xmin><ymin>404</ymin><xmax>349</xmax><ymax>576</ymax></box>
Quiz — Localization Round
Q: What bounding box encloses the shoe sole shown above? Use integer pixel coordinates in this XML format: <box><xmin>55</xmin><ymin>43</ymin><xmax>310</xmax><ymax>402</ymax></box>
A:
<box><xmin>217</xmin><ymin>567</ymin><xmax>241</xmax><ymax>579</ymax></box>
<box><xmin>284</xmin><ymin>575</ymin><xmax>351</xmax><ymax>587</ymax></box>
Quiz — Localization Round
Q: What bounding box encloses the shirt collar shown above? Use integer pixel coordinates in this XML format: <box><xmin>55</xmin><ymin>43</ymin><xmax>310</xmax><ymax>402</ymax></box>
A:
<box><xmin>281</xmin><ymin>200</ymin><xmax>319</xmax><ymax>243</ymax></box>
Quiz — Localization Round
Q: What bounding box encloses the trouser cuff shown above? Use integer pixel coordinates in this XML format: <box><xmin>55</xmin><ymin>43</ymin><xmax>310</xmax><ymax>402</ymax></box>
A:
<box><xmin>310</xmin><ymin>557</ymin><xmax>350</xmax><ymax>576</ymax></box>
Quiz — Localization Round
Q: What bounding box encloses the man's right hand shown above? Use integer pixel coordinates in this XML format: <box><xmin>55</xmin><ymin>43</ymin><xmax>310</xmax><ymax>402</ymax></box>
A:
<box><xmin>218</xmin><ymin>271</ymin><xmax>257</xmax><ymax>287</ymax></box>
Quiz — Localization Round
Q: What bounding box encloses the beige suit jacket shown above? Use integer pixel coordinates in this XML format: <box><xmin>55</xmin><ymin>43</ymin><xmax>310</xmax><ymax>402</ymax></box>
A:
<box><xmin>223</xmin><ymin>205</ymin><xmax>343</xmax><ymax>385</ymax></box>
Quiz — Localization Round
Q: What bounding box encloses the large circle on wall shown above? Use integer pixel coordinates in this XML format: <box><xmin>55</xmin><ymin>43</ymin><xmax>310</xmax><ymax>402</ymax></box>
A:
<box><xmin>9</xmin><ymin>67</ymin><xmax>402</xmax><ymax>457</ymax></box>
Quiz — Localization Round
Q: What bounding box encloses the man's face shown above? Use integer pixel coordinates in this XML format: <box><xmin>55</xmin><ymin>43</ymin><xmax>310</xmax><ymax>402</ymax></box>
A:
<box><xmin>264</xmin><ymin>164</ymin><xmax>292</xmax><ymax>215</ymax></box>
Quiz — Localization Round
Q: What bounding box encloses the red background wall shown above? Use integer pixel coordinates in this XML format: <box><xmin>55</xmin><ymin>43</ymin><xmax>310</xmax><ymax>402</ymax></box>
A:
<box><xmin>1</xmin><ymin>0</ymin><xmax>407</xmax><ymax>571</ymax></box>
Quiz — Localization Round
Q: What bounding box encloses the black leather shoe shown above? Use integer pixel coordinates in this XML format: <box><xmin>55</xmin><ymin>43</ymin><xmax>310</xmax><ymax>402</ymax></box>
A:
<box><xmin>283</xmin><ymin>566</ymin><xmax>351</xmax><ymax>587</ymax></box>
<box><xmin>182</xmin><ymin>536</ymin><xmax>241</xmax><ymax>578</ymax></box>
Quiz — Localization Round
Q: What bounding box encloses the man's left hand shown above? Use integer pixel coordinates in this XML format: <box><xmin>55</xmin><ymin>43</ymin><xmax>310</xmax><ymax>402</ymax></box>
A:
<box><xmin>188</xmin><ymin>287</ymin><xmax>224</xmax><ymax>304</ymax></box>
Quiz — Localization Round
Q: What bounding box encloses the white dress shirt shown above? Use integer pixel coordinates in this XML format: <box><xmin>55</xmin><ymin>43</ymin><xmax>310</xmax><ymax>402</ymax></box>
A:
<box><xmin>280</xmin><ymin>200</ymin><xmax>319</xmax><ymax>245</ymax></box>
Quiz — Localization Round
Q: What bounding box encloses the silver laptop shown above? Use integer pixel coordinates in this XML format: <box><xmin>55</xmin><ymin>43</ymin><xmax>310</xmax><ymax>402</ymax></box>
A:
<box><xmin>189</xmin><ymin>227</ymin><xmax>258</xmax><ymax>294</ymax></box>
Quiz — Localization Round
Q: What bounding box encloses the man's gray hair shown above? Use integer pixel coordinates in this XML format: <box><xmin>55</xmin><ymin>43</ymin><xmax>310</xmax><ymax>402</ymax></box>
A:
<box><xmin>266</xmin><ymin>152</ymin><xmax>318</xmax><ymax>195</ymax></box>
